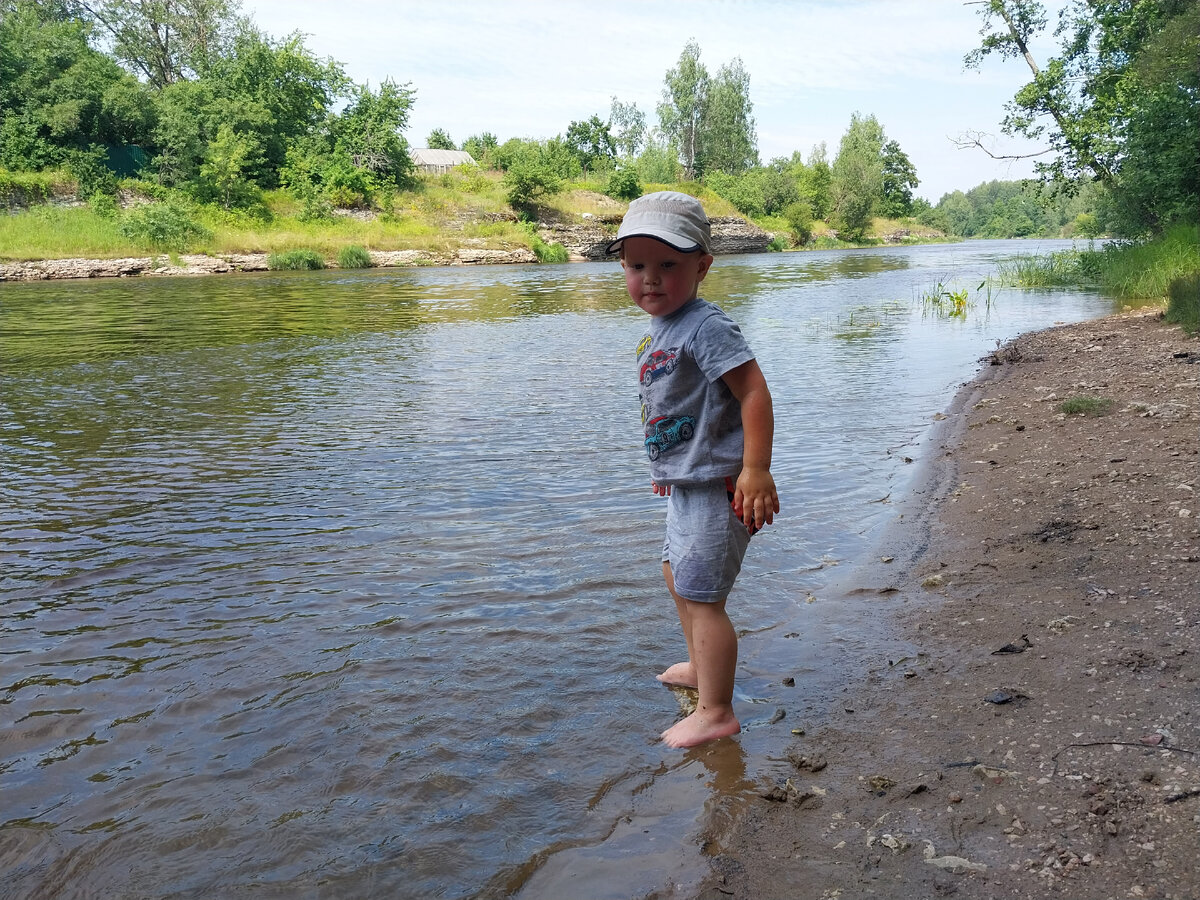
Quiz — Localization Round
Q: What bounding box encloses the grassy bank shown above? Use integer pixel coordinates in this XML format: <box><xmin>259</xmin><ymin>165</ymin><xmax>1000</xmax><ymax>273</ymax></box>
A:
<box><xmin>996</xmin><ymin>224</ymin><xmax>1200</xmax><ymax>332</ymax></box>
<box><xmin>0</xmin><ymin>167</ymin><xmax>933</xmax><ymax>265</ymax></box>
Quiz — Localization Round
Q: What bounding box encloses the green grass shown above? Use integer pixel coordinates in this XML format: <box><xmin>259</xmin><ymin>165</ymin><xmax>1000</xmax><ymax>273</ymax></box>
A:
<box><xmin>1165</xmin><ymin>271</ymin><xmax>1200</xmax><ymax>334</ymax></box>
<box><xmin>336</xmin><ymin>244</ymin><xmax>373</xmax><ymax>268</ymax></box>
<box><xmin>266</xmin><ymin>248</ymin><xmax>326</xmax><ymax>270</ymax></box>
<box><xmin>1059</xmin><ymin>395</ymin><xmax>1114</xmax><ymax>417</ymax></box>
<box><xmin>999</xmin><ymin>224</ymin><xmax>1200</xmax><ymax>299</ymax></box>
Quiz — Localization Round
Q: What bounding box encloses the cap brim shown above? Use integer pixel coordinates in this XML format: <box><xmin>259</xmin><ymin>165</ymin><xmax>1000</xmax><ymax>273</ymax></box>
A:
<box><xmin>605</xmin><ymin>232</ymin><xmax>705</xmax><ymax>255</ymax></box>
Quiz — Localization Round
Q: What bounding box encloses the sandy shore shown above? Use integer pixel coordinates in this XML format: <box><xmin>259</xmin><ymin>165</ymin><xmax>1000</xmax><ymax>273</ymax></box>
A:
<box><xmin>702</xmin><ymin>310</ymin><xmax>1199</xmax><ymax>899</ymax></box>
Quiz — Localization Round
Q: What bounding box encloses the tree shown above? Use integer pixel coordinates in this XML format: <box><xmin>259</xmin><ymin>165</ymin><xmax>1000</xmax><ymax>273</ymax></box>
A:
<box><xmin>880</xmin><ymin>139</ymin><xmax>919</xmax><ymax>217</ymax></box>
<box><xmin>0</xmin><ymin>1</ymin><xmax>155</xmax><ymax>169</ymax></box>
<box><xmin>564</xmin><ymin>114</ymin><xmax>616</xmax><ymax>175</ymax></box>
<box><xmin>77</xmin><ymin>0</ymin><xmax>246</xmax><ymax>88</ymax></box>
<box><xmin>830</xmin><ymin>113</ymin><xmax>884</xmax><ymax>240</ymax></box>
<box><xmin>462</xmin><ymin>131</ymin><xmax>498</xmax><ymax>165</ymax></box>
<box><xmin>426</xmin><ymin>128</ymin><xmax>455</xmax><ymax>150</ymax></box>
<box><xmin>197</xmin><ymin>120</ymin><xmax>259</xmax><ymax>208</ymax></box>
<box><xmin>799</xmin><ymin>143</ymin><xmax>832</xmax><ymax>221</ymax></box>
<box><xmin>699</xmin><ymin>57</ymin><xmax>757</xmax><ymax>174</ymax></box>
<box><xmin>332</xmin><ymin>78</ymin><xmax>416</xmax><ymax>187</ymax></box>
<box><xmin>657</xmin><ymin>39</ymin><xmax>709</xmax><ymax>179</ymax></box>
<box><xmin>609</xmin><ymin>96</ymin><xmax>646</xmax><ymax>158</ymax></box>
<box><xmin>964</xmin><ymin>0</ymin><xmax>1198</xmax><ymax>235</ymax></box>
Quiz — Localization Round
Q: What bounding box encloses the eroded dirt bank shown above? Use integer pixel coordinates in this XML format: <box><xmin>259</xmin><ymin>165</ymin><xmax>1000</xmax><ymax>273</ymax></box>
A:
<box><xmin>702</xmin><ymin>311</ymin><xmax>1199</xmax><ymax>900</ymax></box>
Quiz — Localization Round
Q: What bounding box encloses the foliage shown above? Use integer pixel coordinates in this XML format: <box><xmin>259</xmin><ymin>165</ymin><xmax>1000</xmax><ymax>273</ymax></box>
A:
<box><xmin>266</xmin><ymin>248</ymin><xmax>325</xmax><ymax>270</ymax></box>
<box><xmin>605</xmin><ymin>168</ymin><xmax>643</xmax><ymax>202</ymax></box>
<box><xmin>1058</xmin><ymin>396</ymin><xmax>1114</xmax><ymax>417</ymax></box>
<box><xmin>1165</xmin><ymin>272</ymin><xmax>1200</xmax><ymax>334</ymax></box>
<box><xmin>461</xmin><ymin>132</ymin><xmax>498</xmax><ymax>166</ymax></box>
<box><xmin>879</xmin><ymin>139</ymin><xmax>919</xmax><ymax>218</ymax></box>
<box><xmin>784</xmin><ymin>200</ymin><xmax>814</xmax><ymax>245</ymax></box>
<box><xmin>609</xmin><ymin>97</ymin><xmax>646</xmax><ymax>158</ymax></box>
<box><xmin>503</xmin><ymin>150</ymin><xmax>563</xmax><ymax>210</ymax></box>
<box><xmin>700</xmin><ymin>57</ymin><xmax>758</xmax><ymax>175</ymax></box>
<box><xmin>331</xmin><ymin>78</ymin><xmax>416</xmax><ymax>188</ymax></box>
<box><xmin>336</xmin><ymin>244</ymin><xmax>372</xmax><ymax>268</ymax></box>
<box><xmin>426</xmin><ymin>128</ymin><xmax>455</xmax><ymax>150</ymax></box>
<box><xmin>78</xmin><ymin>0</ymin><xmax>245</xmax><ymax>87</ymax></box>
<box><xmin>657</xmin><ymin>41</ymin><xmax>758</xmax><ymax>179</ymax></box>
<box><xmin>635</xmin><ymin>136</ymin><xmax>679</xmax><ymax>184</ymax></box>
<box><xmin>564</xmin><ymin>114</ymin><xmax>616</xmax><ymax>175</ymax></box>
<box><xmin>522</xmin><ymin>223</ymin><xmax>568</xmax><ymax>263</ymax></box>
<box><xmin>965</xmin><ymin>0</ymin><xmax>1199</xmax><ymax>237</ymax></box>
<box><xmin>830</xmin><ymin>112</ymin><xmax>884</xmax><ymax>241</ymax></box>
<box><xmin>1083</xmin><ymin>224</ymin><xmax>1200</xmax><ymax>298</ymax></box>
<box><xmin>118</xmin><ymin>199</ymin><xmax>211</xmax><ymax>250</ymax></box>
<box><xmin>197</xmin><ymin>122</ymin><xmax>261</xmax><ymax>208</ymax></box>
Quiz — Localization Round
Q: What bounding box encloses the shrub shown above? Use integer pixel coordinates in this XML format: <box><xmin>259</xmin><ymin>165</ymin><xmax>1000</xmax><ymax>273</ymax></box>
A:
<box><xmin>337</xmin><ymin>245</ymin><xmax>373</xmax><ymax>268</ymax></box>
<box><xmin>784</xmin><ymin>200</ymin><xmax>814</xmax><ymax>245</ymax></box>
<box><xmin>522</xmin><ymin>223</ymin><xmax>568</xmax><ymax>263</ymax></box>
<box><xmin>767</xmin><ymin>235</ymin><xmax>789</xmax><ymax>252</ymax></box>
<box><xmin>267</xmin><ymin>249</ymin><xmax>326</xmax><ymax>270</ymax></box>
<box><xmin>1165</xmin><ymin>271</ymin><xmax>1200</xmax><ymax>334</ymax></box>
<box><xmin>119</xmin><ymin>201</ymin><xmax>211</xmax><ymax>251</ymax></box>
<box><xmin>605</xmin><ymin>168</ymin><xmax>643</xmax><ymax>202</ymax></box>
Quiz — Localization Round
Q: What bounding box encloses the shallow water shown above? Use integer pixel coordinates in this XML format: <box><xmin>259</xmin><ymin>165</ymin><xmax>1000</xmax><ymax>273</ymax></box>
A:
<box><xmin>1</xmin><ymin>242</ymin><xmax>1116</xmax><ymax>898</ymax></box>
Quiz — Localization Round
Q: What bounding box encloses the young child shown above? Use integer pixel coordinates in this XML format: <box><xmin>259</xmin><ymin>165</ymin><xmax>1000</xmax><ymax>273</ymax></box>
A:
<box><xmin>608</xmin><ymin>191</ymin><xmax>779</xmax><ymax>749</ymax></box>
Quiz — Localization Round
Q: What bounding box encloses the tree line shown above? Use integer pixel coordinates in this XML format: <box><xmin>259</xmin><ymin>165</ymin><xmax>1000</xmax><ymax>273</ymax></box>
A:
<box><xmin>0</xmin><ymin>0</ymin><xmax>1194</xmax><ymax>244</ymax></box>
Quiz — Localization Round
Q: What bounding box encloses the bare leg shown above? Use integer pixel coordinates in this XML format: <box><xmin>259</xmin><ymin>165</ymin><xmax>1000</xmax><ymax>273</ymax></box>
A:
<box><xmin>657</xmin><ymin>562</ymin><xmax>698</xmax><ymax>688</ymax></box>
<box><xmin>661</xmin><ymin>595</ymin><xmax>740</xmax><ymax>749</ymax></box>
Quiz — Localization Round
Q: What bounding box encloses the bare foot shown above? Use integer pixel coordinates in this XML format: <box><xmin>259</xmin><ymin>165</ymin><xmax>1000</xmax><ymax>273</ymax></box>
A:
<box><xmin>661</xmin><ymin>708</ymin><xmax>741</xmax><ymax>748</ymax></box>
<box><xmin>656</xmin><ymin>661</ymin><xmax>697</xmax><ymax>688</ymax></box>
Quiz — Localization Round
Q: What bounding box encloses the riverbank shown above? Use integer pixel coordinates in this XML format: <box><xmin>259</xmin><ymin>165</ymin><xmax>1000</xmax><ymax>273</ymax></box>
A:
<box><xmin>702</xmin><ymin>310</ymin><xmax>1199</xmax><ymax>899</ymax></box>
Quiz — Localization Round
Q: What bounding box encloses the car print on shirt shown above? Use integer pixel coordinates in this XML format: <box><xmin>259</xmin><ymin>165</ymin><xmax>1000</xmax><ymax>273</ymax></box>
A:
<box><xmin>644</xmin><ymin>414</ymin><xmax>695</xmax><ymax>461</ymax></box>
<box><xmin>639</xmin><ymin>348</ymin><xmax>678</xmax><ymax>386</ymax></box>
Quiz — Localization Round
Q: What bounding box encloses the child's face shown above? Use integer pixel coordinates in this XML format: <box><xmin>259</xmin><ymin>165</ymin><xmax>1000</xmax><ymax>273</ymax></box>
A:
<box><xmin>620</xmin><ymin>236</ymin><xmax>713</xmax><ymax>318</ymax></box>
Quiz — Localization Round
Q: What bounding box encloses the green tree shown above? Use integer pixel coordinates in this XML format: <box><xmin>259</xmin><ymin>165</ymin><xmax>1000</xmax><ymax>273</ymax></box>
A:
<box><xmin>965</xmin><ymin>0</ymin><xmax>1198</xmax><ymax>235</ymax></box>
<box><xmin>564</xmin><ymin>114</ymin><xmax>616</xmax><ymax>175</ymax></box>
<box><xmin>879</xmin><ymin>139</ymin><xmax>919</xmax><ymax>217</ymax></box>
<box><xmin>0</xmin><ymin>1</ymin><xmax>155</xmax><ymax>169</ymax></box>
<box><xmin>197</xmin><ymin>120</ymin><xmax>259</xmax><ymax>208</ymax></box>
<box><xmin>462</xmin><ymin>131</ymin><xmax>498</xmax><ymax>165</ymax></box>
<box><xmin>830</xmin><ymin>113</ymin><xmax>884</xmax><ymax>240</ymax></box>
<box><xmin>699</xmin><ymin>57</ymin><xmax>757</xmax><ymax>174</ymax></box>
<box><xmin>77</xmin><ymin>0</ymin><xmax>246</xmax><ymax>87</ymax></box>
<box><xmin>331</xmin><ymin>78</ymin><xmax>416</xmax><ymax>187</ymax></box>
<box><xmin>426</xmin><ymin>128</ymin><xmax>455</xmax><ymax>150</ymax></box>
<box><xmin>799</xmin><ymin>143</ymin><xmax>832</xmax><ymax>221</ymax></box>
<box><xmin>609</xmin><ymin>96</ymin><xmax>646</xmax><ymax>158</ymax></box>
<box><xmin>657</xmin><ymin>39</ymin><xmax>709</xmax><ymax>179</ymax></box>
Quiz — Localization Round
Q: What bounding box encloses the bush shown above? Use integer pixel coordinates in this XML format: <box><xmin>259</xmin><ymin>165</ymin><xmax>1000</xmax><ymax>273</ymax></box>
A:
<box><xmin>119</xmin><ymin>201</ymin><xmax>211</xmax><ymax>251</ymax></box>
<box><xmin>337</xmin><ymin>245</ymin><xmax>373</xmax><ymax>268</ymax></box>
<box><xmin>522</xmin><ymin>223</ymin><xmax>568</xmax><ymax>263</ymax></box>
<box><xmin>605</xmin><ymin>168</ymin><xmax>643</xmax><ymax>201</ymax></box>
<box><xmin>267</xmin><ymin>249</ymin><xmax>326</xmax><ymax>270</ymax></box>
<box><xmin>784</xmin><ymin>200</ymin><xmax>814</xmax><ymax>245</ymax></box>
<box><xmin>767</xmin><ymin>235</ymin><xmax>789</xmax><ymax>252</ymax></box>
<box><xmin>1165</xmin><ymin>271</ymin><xmax>1200</xmax><ymax>334</ymax></box>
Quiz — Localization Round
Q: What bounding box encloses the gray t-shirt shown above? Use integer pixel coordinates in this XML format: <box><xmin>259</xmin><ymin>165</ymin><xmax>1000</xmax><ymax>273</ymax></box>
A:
<box><xmin>636</xmin><ymin>298</ymin><xmax>755</xmax><ymax>485</ymax></box>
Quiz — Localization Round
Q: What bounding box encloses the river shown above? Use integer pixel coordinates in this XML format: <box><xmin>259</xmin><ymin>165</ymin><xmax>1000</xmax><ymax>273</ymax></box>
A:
<box><xmin>1</xmin><ymin>241</ymin><xmax>1117</xmax><ymax>899</ymax></box>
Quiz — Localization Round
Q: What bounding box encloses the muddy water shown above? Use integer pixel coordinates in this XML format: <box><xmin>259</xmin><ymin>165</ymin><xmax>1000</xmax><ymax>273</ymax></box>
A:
<box><xmin>1</xmin><ymin>242</ymin><xmax>1115</xmax><ymax>898</ymax></box>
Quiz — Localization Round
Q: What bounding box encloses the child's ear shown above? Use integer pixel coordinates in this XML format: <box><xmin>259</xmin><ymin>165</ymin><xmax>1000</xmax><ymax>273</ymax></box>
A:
<box><xmin>697</xmin><ymin>253</ymin><xmax>714</xmax><ymax>280</ymax></box>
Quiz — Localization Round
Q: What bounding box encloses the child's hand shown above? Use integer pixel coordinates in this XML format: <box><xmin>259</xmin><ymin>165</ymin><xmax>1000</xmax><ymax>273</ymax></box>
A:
<box><xmin>733</xmin><ymin>467</ymin><xmax>778</xmax><ymax>533</ymax></box>
<box><xmin>651</xmin><ymin>481</ymin><xmax>671</xmax><ymax>497</ymax></box>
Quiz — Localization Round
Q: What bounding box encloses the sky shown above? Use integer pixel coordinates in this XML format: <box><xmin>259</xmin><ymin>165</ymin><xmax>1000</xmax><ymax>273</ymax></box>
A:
<box><xmin>241</xmin><ymin>0</ymin><xmax>1069</xmax><ymax>203</ymax></box>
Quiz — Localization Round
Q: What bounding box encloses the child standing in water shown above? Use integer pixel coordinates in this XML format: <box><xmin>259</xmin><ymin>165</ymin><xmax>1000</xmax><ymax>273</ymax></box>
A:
<box><xmin>608</xmin><ymin>191</ymin><xmax>779</xmax><ymax>749</ymax></box>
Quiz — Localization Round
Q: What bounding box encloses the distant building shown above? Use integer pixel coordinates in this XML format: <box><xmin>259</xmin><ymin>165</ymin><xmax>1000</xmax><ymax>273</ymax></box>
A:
<box><xmin>410</xmin><ymin>149</ymin><xmax>477</xmax><ymax>174</ymax></box>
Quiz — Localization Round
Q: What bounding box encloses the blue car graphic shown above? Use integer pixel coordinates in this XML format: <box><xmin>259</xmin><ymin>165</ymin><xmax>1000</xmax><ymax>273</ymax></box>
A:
<box><xmin>644</xmin><ymin>415</ymin><xmax>695</xmax><ymax>460</ymax></box>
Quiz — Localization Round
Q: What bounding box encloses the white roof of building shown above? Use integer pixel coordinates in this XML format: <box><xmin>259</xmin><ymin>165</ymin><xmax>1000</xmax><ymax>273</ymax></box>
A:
<box><xmin>410</xmin><ymin>148</ymin><xmax>477</xmax><ymax>167</ymax></box>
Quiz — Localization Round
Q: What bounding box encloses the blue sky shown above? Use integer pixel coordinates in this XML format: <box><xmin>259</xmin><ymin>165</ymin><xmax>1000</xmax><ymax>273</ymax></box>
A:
<box><xmin>241</xmin><ymin>0</ymin><xmax>1069</xmax><ymax>202</ymax></box>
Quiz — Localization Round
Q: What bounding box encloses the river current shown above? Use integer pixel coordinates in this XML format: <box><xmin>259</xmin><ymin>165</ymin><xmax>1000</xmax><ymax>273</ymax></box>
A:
<box><xmin>1</xmin><ymin>241</ymin><xmax>1116</xmax><ymax>898</ymax></box>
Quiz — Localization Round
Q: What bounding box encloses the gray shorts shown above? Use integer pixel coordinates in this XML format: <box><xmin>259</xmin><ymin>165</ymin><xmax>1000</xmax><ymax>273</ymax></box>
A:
<box><xmin>662</xmin><ymin>479</ymin><xmax>751</xmax><ymax>603</ymax></box>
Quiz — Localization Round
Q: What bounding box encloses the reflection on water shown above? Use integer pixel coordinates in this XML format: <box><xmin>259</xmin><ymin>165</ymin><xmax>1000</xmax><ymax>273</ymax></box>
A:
<box><xmin>1</xmin><ymin>242</ymin><xmax>1113</xmax><ymax>898</ymax></box>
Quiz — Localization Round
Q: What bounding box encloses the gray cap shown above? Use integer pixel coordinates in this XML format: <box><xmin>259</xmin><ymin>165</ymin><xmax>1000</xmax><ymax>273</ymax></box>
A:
<box><xmin>606</xmin><ymin>191</ymin><xmax>712</xmax><ymax>255</ymax></box>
